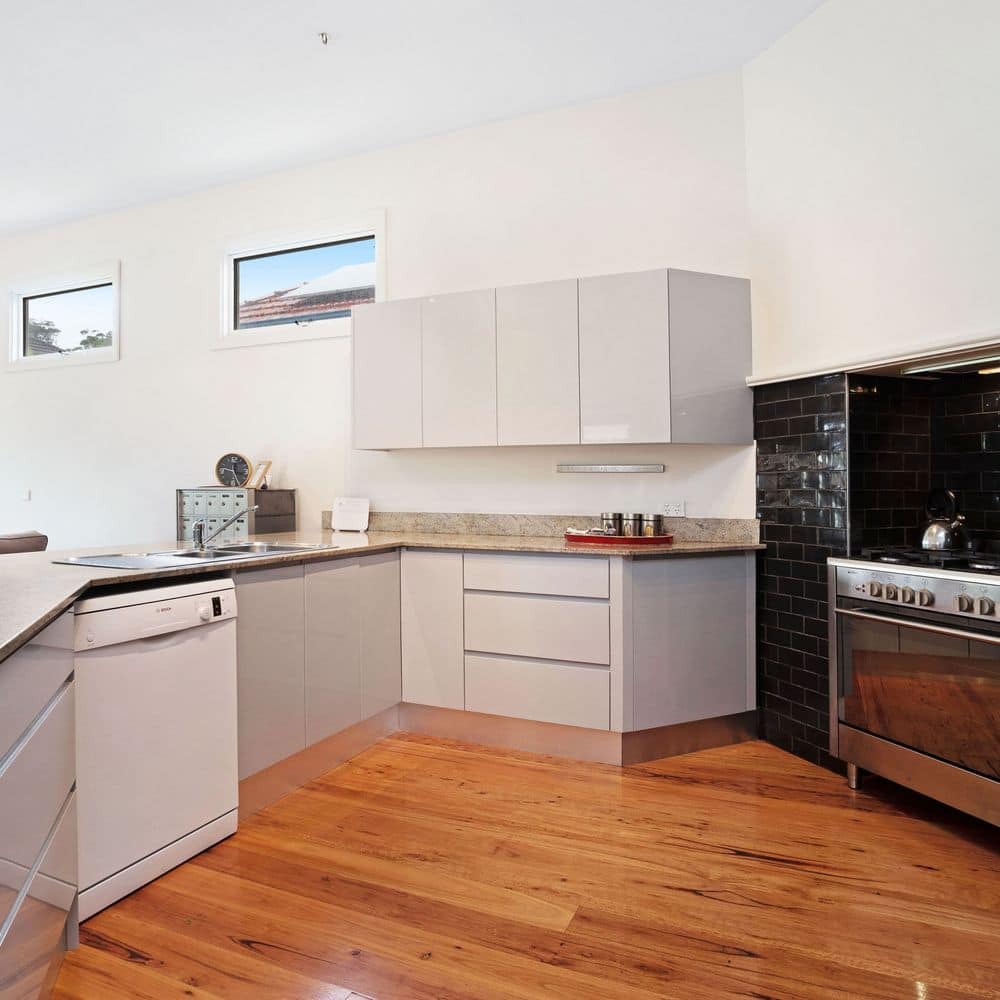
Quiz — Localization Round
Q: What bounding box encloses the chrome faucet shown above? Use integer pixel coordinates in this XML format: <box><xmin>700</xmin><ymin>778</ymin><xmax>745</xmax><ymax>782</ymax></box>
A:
<box><xmin>191</xmin><ymin>504</ymin><xmax>259</xmax><ymax>549</ymax></box>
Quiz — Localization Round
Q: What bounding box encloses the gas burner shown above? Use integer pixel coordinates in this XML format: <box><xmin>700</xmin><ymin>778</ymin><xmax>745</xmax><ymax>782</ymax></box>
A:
<box><xmin>876</xmin><ymin>553</ymin><xmax>912</xmax><ymax>564</ymax></box>
<box><xmin>967</xmin><ymin>557</ymin><xmax>1000</xmax><ymax>574</ymax></box>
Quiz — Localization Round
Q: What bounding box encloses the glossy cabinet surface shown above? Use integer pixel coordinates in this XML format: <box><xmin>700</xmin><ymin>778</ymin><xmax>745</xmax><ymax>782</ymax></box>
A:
<box><xmin>0</xmin><ymin>793</ymin><xmax>76</xmax><ymax>1000</ymax></box>
<box><xmin>353</xmin><ymin>298</ymin><xmax>423</xmax><ymax>449</ymax></box>
<box><xmin>234</xmin><ymin>564</ymin><xmax>306</xmax><ymax>779</ymax></box>
<box><xmin>464</xmin><ymin>552</ymin><xmax>609</xmax><ymax>599</ymax></box>
<box><xmin>305</xmin><ymin>559</ymin><xmax>362</xmax><ymax>745</ymax></box>
<box><xmin>667</xmin><ymin>269</ymin><xmax>752</xmax><ymax>444</ymax></box>
<box><xmin>578</xmin><ymin>269</ymin><xmax>671</xmax><ymax>444</ymax></box>
<box><xmin>360</xmin><ymin>551</ymin><xmax>402</xmax><ymax>718</ymax></box>
<box><xmin>465</xmin><ymin>654</ymin><xmax>610</xmax><ymax>730</ymax></box>
<box><xmin>496</xmin><ymin>278</ymin><xmax>580</xmax><ymax>445</ymax></box>
<box><xmin>464</xmin><ymin>592</ymin><xmax>610</xmax><ymax>666</ymax></box>
<box><xmin>401</xmin><ymin>550</ymin><xmax>465</xmax><ymax>709</ymax></box>
<box><xmin>630</xmin><ymin>554</ymin><xmax>755</xmax><ymax>730</ymax></box>
<box><xmin>0</xmin><ymin>684</ymin><xmax>74</xmax><ymax>916</ymax></box>
<box><xmin>422</xmin><ymin>289</ymin><xmax>497</xmax><ymax>447</ymax></box>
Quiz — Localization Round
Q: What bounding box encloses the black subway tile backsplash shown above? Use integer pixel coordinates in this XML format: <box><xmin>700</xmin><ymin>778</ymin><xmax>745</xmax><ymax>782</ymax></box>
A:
<box><xmin>754</xmin><ymin>373</ymin><xmax>848</xmax><ymax>771</ymax></box>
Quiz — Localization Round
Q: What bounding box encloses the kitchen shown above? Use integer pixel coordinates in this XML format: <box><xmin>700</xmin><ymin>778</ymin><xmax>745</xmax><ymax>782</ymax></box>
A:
<box><xmin>1</xmin><ymin>1</ymin><xmax>998</xmax><ymax>998</ymax></box>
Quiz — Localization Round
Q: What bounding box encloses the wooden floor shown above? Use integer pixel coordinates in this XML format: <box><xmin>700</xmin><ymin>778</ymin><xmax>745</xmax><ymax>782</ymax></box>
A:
<box><xmin>55</xmin><ymin>736</ymin><xmax>1000</xmax><ymax>999</ymax></box>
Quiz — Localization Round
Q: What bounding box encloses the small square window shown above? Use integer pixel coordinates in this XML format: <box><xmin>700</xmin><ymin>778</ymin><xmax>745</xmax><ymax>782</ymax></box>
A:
<box><xmin>8</xmin><ymin>262</ymin><xmax>120</xmax><ymax>371</ymax></box>
<box><xmin>234</xmin><ymin>235</ymin><xmax>376</xmax><ymax>330</ymax></box>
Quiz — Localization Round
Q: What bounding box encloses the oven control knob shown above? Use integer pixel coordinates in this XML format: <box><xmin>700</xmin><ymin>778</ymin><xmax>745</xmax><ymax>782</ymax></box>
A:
<box><xmin>918</xmin><ymin>589</ymin><xmax>934</xmax><ymax>607</ymax></box>
<box><xmin>956</xmin><ymin>594</ymin><xmax>974</xmax><ymax>613</ymax></box>
<box><xmin>884</xmin><ymin>584</ymin><xmax>898</xmax><ymax>601</ymax></box>
<box><xmin>900</xmin><ymin>586</ymin><xmax>915</xmax><ymax>604</ymax></box>
<box><xmin>867</xmin><ymin>581</ymin><xmax>883</xmax><ymax>598</ymax></box>
<box><xmin>976</xmin><ymin>597</ymin><xmax>995</xmax><ymax>616</ymax></box>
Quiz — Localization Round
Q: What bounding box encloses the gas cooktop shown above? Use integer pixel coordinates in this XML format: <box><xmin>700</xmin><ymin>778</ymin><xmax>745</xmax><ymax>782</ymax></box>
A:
<box><xmin>860</xmin><ymin>547</ymin><xmax>1000</xmax><ymax>574</ymax></box>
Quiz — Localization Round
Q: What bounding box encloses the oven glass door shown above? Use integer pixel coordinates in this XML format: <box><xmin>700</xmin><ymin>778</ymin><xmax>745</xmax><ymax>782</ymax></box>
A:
<box><xmin>837</xmin><ymin>601</ymin><xmax>1000</xmax><ymax>779</ymax></box>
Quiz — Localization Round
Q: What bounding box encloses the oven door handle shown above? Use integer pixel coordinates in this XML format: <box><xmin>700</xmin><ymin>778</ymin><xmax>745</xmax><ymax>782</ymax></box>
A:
<box><xmin>835</xmin><ymin>606</ymin><xmax>1000</xmax><ymax>646</ymax></box>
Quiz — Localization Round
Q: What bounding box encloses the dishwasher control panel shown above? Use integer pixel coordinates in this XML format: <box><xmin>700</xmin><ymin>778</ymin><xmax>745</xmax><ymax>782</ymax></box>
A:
<box><xmin>73</xmin><ymin>579</ymin><xmax>237</xmax><ymax>652</ymax></box>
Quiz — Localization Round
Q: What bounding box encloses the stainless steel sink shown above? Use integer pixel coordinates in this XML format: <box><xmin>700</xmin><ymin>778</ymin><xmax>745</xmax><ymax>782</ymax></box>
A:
<box><xmin>215</xmin><ymin>542</ymin><xmax>329</xmax><ymax>555</ymax></box>
<box><xmin>54</xmin><ymin>542</ymin><xmax>338</xmax><ymax>570</ymax></box>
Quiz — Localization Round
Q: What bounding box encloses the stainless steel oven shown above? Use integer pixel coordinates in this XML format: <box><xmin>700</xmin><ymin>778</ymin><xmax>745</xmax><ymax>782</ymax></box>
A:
<box><xmin>829</xmin><ymin>559</ymin><xmax>999</xmax><ymax>825</ymax></box>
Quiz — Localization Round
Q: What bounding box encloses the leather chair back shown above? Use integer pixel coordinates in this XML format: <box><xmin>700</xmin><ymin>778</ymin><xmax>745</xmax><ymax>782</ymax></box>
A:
<box><xmin>0</xmin><ymin>531</ymin><xmax>49</xmax><ymax>554</ymax></box>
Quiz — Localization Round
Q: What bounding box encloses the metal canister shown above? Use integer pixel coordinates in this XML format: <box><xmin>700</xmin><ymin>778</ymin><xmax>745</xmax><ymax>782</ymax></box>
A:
<box><xmin>622</xmin><ymin>513</ymin><xmax>642</xmax><ymax>537</ymax></box>
<box><xmin>600</xmin><ymin>512</ymin><xmax>623</xmax><ymax>536</ymax></box>
<box><xmin>641</xmin><ymin>513</ymin><xmax>664</xmax><ymax>537</ymax></box>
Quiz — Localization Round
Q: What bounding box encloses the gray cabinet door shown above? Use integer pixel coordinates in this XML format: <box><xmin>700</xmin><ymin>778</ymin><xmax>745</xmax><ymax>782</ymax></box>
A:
<box><xmin>630</xmin><ymin>554</ymin><xmax>755</xmax><ymax>731</ymax></box>
<box><xmin>353</xmin><ymin>298</ymin><xmax>423</xmax><ymax>449</ymax></box>
<box><xmin>360</xmin><ymin>551</ymin><xmax>402</xmax><ymax>718</ymax></box>
<box><xmin>496</xmin><ymin>279</ymin><xmax>580</xmax><ymax>445</ymax></box>
<box><xmin>234</xmin><ymin>565</ymin><xmax>306</xmax><ymax>779</ymax></box>
<box><xmin>667</xmin><ymin>269</ymin><xmax>752</xmax><ymax>444</ymax></box>
<box><xmin>579</xmin><ymin>270</ymin><xmax>671</xmax><ymax>443</ymax></box>
<box><xmin>304</xmin><ymin>559</ymin><xmax>362</xmax><ymax>745</ymax></box>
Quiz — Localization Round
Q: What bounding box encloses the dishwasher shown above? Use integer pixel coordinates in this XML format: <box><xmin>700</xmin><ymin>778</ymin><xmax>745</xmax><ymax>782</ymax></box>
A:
<box><xmin>72</xmin><ymin>577</ymin><xmax>238</xmax><ymax>920</ymax></box>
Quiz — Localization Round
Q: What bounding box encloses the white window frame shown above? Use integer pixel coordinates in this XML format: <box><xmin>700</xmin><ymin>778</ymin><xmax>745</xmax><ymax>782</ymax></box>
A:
<box><xmin>7</xmin><ymin>260</ymin><xmax>121</xmax><ymax>372</ymax></box>
<box><xmin>216</xmin><ymin>209</ymin><xmax>386</xmax><ymax>350</ymax></box>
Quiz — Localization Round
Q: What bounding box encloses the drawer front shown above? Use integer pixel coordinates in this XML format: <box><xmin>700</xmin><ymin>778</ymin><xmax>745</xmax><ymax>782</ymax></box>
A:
<box><xmin>0</xmin><ymin>638</ymin><xmax>72</xmax><ymax>759</ymax></box>
<box><xmin>464</xmin><ymin>552</ymin><xmax>609</xmax><ymax>598</ymax></box>
<box><xmin>464</xmin><ymin>592</ymin><xmax>610</xmax><ymax>665</ymax></box>
<box><xmin>0</xmin><ymin>792</ymin><xmax>77</xmax><ymax>998</ymax></box>
<box><xmin>465</xmin><ymin>654</ymin><xmax>610</xmax><ymax>730</ymax></box>
<box><xmin>0</xmin><ymin>685</ymin><xmax>74</xmax><ymax>925</ymax></box>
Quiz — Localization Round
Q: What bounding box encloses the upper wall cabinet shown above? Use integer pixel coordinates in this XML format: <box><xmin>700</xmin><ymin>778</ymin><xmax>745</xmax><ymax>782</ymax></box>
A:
<box><xmin>578</xmin><ymin>269</ymin><xmax>751</xmax><ymax>445</ymax></box>
<box><xmin>353</xmin><ymin>298</ymin><xmax>423</xmax><ymax>450</ymax></box>
<box><xmin>496</xmin><ymin>279</ymin><xmax>580</xmax><ymax>446</ymax></box>
<box><xmin>666</xmin><ymin>269</ymin><xmax>752</xmax><ymax>444</ymax></box>
<box><xmin>352</xmin><ymin>268</ymin><xmax>751</xmax><ymax>449</ymax></box>
<box><xmin>422</xmin><ymin>289</ymin><xmax>497</xmax><ymax>448</ymax></box>
<box><xmin>579</xmin><ymin>270</ymin><xmax>671</xmax><ymax>444</ymax></box>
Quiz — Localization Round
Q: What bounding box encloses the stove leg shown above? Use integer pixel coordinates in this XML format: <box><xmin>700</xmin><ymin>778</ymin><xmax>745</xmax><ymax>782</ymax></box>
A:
<box><xmin>847</xmin><ymin>762</ymin><xmax>861</xmax><ymax>790</ymax></box>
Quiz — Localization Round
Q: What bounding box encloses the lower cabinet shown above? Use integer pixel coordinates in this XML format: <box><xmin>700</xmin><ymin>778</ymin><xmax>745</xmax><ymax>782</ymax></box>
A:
<box><xmin>236</xmin><ymin>552</ymin><xmax>403</xmax><ymax>781</ymax></box>
<box><xmin>400</xmin><ymin>550</ymin><xmax>465</xmax><ymax>709</ymax></box>
<box><xmin>465</xmin><ymin>654</ymin><xmax>610</xmax><ymax>730</ymax></box>
<box><xmin>235</xmin><ymin>564</ymin><xmax>307</xmax><ymax>780</ymax></box>
<box><xmin>0</xmin><ymin>615</ymin><xmax>76</xmax><ymax>1000</ymax></box>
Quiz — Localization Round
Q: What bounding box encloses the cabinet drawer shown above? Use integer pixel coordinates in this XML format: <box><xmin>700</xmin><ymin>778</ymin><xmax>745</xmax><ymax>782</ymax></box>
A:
<box><xmin>0</xmin><ymin>792</ymin><xmax>76</xmax><ymax>998</ymax></box>
<box><xmin>464</xmin><ymin>592</ymin><xmax>610</xmax><ymax>665</ymax></box>
<box><xmin>0</xmin><ymin>684</ymin><xmax>74</xmax><ymax>919</ymax></box>
<box><xmin>465</xmin><ymin>654</ymin><xmax>610</xmax><ymax>730</ymax></box>
<box><xmin>0</xmin><ymin>624</ymin><xmax>72</xmax><ymax>758</ymax></box>
<box><xmin>464</xmin><ymin>552</ymin><xmax>609</xmax><ymax>598</ymax></box>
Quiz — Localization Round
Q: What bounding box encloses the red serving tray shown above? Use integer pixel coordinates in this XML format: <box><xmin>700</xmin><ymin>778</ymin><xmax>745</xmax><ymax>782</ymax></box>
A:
<box><xmin>564</xmin><ymin>531</ymin><xmax>674</xmax><ymax>546</ymax></box>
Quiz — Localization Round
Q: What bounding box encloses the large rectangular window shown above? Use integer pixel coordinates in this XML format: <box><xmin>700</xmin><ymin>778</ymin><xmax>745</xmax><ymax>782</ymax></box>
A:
<box><xmin>235</xmin><ymin>235</ymin><xmax>376</xmax><ymax>330</ymax></box>
<box><xmin>8</xmin><ymin>262</ymin><xmax>120</xmax><ymax>371</ymax></box>
<box><xmin>217</xmin><ymin>212</ymin><xmax>385</xmax><ymax>349</ymax></box>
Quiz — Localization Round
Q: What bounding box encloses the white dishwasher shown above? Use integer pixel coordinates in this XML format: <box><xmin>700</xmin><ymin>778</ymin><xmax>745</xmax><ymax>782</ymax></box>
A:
<box><xmin>73</xmin><ymin>577</ymin><xmax>238</xmax><ymax>920</ymax></box>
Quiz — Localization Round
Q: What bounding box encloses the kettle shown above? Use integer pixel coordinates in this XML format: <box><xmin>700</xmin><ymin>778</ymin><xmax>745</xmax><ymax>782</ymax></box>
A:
<box><xmin>921</xmin><ymin>488</ymin><xmax>969</xmax><ymax>551</ymax></box>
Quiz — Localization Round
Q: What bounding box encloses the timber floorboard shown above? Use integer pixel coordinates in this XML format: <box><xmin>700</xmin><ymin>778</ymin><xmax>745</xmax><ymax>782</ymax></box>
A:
<box><xmin>54</xmin><ymin>737</ymin><xmax>1000</xmax><ymax>999</ymax></box>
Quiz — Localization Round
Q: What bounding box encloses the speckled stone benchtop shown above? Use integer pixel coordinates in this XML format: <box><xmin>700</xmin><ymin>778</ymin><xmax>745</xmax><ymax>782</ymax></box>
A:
<box><xmin>1</xmin><ymin>526</ymin><xmax>762</xmax><ymax>666</ymax></box>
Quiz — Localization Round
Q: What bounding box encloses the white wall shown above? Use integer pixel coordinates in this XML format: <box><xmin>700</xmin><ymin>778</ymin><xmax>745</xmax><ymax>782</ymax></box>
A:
<box><xmin>744</xmin><ymin>0</ymin><xmax>1000</xmax><ymax>381</ymax></box>
<box><xmin>0</xmin><ymin>70</ymin><xmax>754</xmax><ymax>548</ymax></box>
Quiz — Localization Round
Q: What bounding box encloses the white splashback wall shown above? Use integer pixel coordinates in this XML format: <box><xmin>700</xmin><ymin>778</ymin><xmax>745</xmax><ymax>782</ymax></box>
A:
<box><xmin>0</xmin><ymin>70</ymin><xmax>752</xmax><ymax>547</ymax></box>
<box><xmin>744</xmin><ymin>0</ymin><xmax>1000</xmax><ymax>380</ymax></box>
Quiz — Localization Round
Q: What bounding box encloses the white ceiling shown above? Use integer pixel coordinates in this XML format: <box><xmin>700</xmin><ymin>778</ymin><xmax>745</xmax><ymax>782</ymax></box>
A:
<box><xmin>0</xmin><ymin>0</ymin><xmax>823</xmax><ymax>236</ymax></box>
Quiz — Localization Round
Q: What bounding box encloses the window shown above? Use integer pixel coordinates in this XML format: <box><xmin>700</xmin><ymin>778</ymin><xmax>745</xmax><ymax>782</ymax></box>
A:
<box><xmin>218</xmin><ymin>212</ymin><xmax>385</xmax><ymax>349</ymax></box>
<box><xmin>8</xmin><ymin>262</ymin><xmax>120</xmax><ymax>370</ymax></box>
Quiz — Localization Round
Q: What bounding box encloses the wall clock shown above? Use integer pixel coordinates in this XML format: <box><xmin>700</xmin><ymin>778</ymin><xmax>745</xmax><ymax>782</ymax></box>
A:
<box><xmin>215</xmin><ymin>453</ymin><xmax>253</xmax><ymax>488</ymax></box>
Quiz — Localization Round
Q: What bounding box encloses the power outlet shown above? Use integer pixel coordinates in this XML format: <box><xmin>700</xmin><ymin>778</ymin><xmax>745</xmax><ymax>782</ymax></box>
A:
<box><xmin>662</xmin><ymin>501</ymin><xmax>685</xmax><ymax>517</ymax></box>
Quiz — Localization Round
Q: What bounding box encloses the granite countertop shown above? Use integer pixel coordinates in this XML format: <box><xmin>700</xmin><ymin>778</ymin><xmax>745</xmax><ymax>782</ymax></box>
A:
<box><xmin>0</xmin><ymin>530</ymin><xmax>763</xmax><ymax>665</ymax></box>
